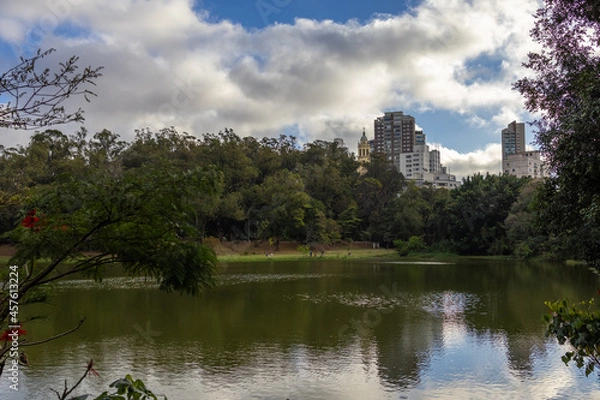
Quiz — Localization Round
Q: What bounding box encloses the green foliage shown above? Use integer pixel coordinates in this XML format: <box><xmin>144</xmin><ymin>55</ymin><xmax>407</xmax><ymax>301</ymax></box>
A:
<box><xmin>387</xmin><ymin>182</ymin><xmax>429</xmax><ymax>241</ymax></box>
<box><xmin>94</xmin><ymin>375</ymin><xmax>165</xmax><ymax>400</ymax></box>
<box><xmin>354</xmin><ymin>153</ymin><xmax>405</xmax><ymax>242</ymax></box>
<box><xmin>544</xmin><ymin>299</ymin><xmax>600</xmax><ymax>376</ymax></box>
<box><xmin>505</xmin><ymin>180</ymin><xmax>546</xmax><ymax>259</ymax></box>
<box><xmin>0</xmin><ymin>163</ymin><xmax>221</xmax><ymax>330</ymax></box>
<box><xmin>0</xmin><ymin>125</ymin><xmax>578</xmax><ymax>261</ymax></box>
<box><xmin>514</xmin><ymin>0</ymin><xmax>600</xmax><ymax>268</ymax></box>
<box><xmin>253</xmin><ymin>169</ymin><xmax>312</xmax><ymax>241</ymax></box>
<box><xmin>297</xmin><ymin>244</ymin><xmax>310</xmax><ymax>255</ymax></box>
<box><xmin>515</xmin><ymin>1</ymin><xmax>600</xmax><ymax>375</ymax></box>
<box><xmin>393</xmin><ymin>236</ymin><xmax>426</xmax><ymax>257</ymax></box>
<box><xmin>74</xmin><ymin>375</ymin><xmax>166</xmax><ymax>400</ymax></box>
<box><xmin>513</xmin><ymin>243</ymin><xmax>534</xmax><ymax>260</ymax></box>
<box><xmin>445</xmin><ymin>173</ymin><xmax>529</xmax><ymax>255</ymax></box>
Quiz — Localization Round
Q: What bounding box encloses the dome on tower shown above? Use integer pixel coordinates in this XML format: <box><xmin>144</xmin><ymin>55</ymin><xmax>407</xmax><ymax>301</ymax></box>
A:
<box><xmin>360</xmin><ymin>128</ymin><xmax>368</xmax><ymax>143</ymax></box>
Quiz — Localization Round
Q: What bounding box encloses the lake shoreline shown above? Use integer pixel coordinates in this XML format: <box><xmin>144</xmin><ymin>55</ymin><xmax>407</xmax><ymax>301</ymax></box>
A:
<box><xmin>215</xmin><ymin>248</ymin><xmax>523</xmax><ymax>264</ymax></box>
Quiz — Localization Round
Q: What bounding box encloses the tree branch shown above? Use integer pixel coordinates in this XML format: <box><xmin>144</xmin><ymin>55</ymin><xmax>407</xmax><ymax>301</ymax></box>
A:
<box><xmin>20</xmin><ymin>318</ymin><xmax>85</xmax><ymax>347</ymax></box>
<box><xmin>0</xmin><ymin>48</ymin><xmax>103</xmax><ymax>130</ymax></box>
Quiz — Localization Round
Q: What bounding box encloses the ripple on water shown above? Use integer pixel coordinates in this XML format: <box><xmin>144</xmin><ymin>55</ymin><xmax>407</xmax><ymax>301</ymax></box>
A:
<box><xmin>295</xmin><ymin>290</ymin><xmax>480</xmax><ymax>317</ymax></box>
<box><xmin>50</xmin><ymin>272</ymin><xmax>349</xmax><ymax>290</ymax></box>
<box><xmin>218</xmin><ymin>272</ymin><xmax>348</xmax><ymax>286</ymax></box>
<box><xmin>51</xmin><ymin>276</ymin><xmax>159</xmax><ymax>290</ymax></box>
<box><xmin>420</xmin><ymin>292</ymin><xmax>481</xmax><ymax>317</ymax></box>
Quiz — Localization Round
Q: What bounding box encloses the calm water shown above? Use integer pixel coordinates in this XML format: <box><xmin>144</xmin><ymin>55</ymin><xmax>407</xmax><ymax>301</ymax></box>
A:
<box><xmin>3</xmin><ymin>259</ymin><xmax>600</xmax><ymax>399</ymax></box>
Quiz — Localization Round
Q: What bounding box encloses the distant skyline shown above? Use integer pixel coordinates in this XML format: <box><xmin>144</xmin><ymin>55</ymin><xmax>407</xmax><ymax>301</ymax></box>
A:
<box><xmin>0</xmin><ymin>0</ymin><xmax>541</xmax><ymax>178</ymax></box>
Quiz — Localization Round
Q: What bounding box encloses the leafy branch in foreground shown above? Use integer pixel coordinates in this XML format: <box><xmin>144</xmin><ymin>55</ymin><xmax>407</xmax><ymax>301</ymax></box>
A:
<box><xmin>544</xmin><ymin>299</ymin><xmax>600</xmax><ymax>376</ymax></box>
<box><xmin>0</xmin><ymin>164</ymin><xmax>222</xmax><ymax>376</ymax></box>
<box><xmin>0</xmin><ymin>48</ymin><xmax>103</xmax><ymax>130</ymax></box>
<box><xmin>50</xmin><ymin>360</ymin><xmax>167</xmax><ymax>400</ymax></box>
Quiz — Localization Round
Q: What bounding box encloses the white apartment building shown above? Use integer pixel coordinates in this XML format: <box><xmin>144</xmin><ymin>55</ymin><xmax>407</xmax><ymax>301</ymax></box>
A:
<box><xmin>503</xmin><ymin>151</ymin><xmax>546</xmax><ymax>179</ymax></box>
<box><xmin>398</xmin><ymin>138</ymin><xmax>460</xmax><ymax>189</ymax></box>
<box><xmin>501</xmin><ymin>122</ymin><xmax>546</xmax><ymax>179</ymax></box>
<box><xmin>369</xmin><ymin>111</ymin><xmax>460</xmax><ymax>188</ymax></box>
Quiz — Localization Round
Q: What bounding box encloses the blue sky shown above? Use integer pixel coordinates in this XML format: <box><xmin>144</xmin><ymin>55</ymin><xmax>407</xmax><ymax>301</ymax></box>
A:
<box><xmin>0</xmin><ymin>0</ymin><xmax>541</xmax><ymax>177</ymax></box>
<box><xmin>197</xmin><ymin>0</ymin><xmax>414</xmax><ymax>28</ymax></box>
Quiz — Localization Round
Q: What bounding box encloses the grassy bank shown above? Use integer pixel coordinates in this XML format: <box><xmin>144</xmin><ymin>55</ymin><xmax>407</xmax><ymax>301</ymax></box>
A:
<box><xmin>217</xmin><ymin>248</ymin><xmax>396</xmax><ymax>263</ymax></box>
<box><xmin>214</xmin><ymin>248</ymin><xmax>485</xmax><ymax>263</ymax></box>
<box><xmin>0</xmin><ymin>246</ymin><xmax>567</xmax><ymax>267</ymax></box>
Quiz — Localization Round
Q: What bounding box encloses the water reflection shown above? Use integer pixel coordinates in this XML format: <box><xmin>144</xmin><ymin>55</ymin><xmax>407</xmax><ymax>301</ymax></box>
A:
<box><xmin>3</xmin><ymin>260</ymin><xmax>600</xmax><ymax>399</ymax></box>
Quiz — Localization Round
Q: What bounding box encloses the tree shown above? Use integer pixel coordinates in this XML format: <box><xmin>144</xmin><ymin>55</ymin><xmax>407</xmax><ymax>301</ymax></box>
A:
<box><xmin>0</xmin><ymin>48</ymin><xmax>102</xmax><ymax>130</ymax></box>
<box><xmin>253</xmin><ymin>169</ymin><xmax>312</xmax><ymax>245</ymax></box>
<box><xmin>445</xmin><ymin>174</ymin><xmax>527</xmax><ymax>255</ymax></box>
<box><xmin>0</xmin><ymin>164</ymin><xmax>221</xmax><ymax>375</ymax></box>
<box><xmin>298</xmin><ymin>140</ymin><xmax>359</xmax><ymax>220</ymax></box>
<box><xmin>355</xmin><ymin>153</ymin><xmax>404</xmax><ymax>242</ymax></box>
<box><xmin>504</xmin><ymin>180</ymin><xmax>546</xmax><ymax>259</ymax></box>
<box><xmin>514</xmin><ymin>0</ymin><xmax>600</xmax><ymax>267</ymax></box>
<box><xmin>387</xmin><ymin>182</ymin><xmax>429</xmax><ymax>241</ymax></box>
<box><xmin>514</xmin><ymin>0</ymin><xmax>600</xmax><ymax>374</ymax></box>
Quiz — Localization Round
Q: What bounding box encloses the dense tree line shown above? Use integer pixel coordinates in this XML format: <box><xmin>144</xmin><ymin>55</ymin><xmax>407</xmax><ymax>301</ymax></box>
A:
<box><xmin>0</xmin><ymin>126</ymin><xmax>568</xmax><ymax>259</ymax></box>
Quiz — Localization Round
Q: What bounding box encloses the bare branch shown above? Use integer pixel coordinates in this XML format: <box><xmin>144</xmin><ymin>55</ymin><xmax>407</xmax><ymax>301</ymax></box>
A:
<box><xmin>51</xmin><ymin>358</ymin><xmax>96</xmax><ymax>400</ymax></box>
<box><xmin>0</xmin><ymin>48</ymin><xmax>103</xmax><ymax>130</ymax></box>
<box><xmin>20</xmin><ymin>318</ymin><xmax>86</xmax><ymax>347</ymax></box>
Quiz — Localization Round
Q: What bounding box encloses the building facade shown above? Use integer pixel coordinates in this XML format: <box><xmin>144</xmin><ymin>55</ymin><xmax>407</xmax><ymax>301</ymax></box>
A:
<box><xmin>503</xmin><ymin>151</ymin><xmax>545</xmax><ymax>179</ymax></box>
<box><xmin>369</xmin><ymin>111</ymin><xmax>460</xmax><ymax>188</ymax></box>
<box><xmin>374</xmin><ymin>111</ymin><xmax>416</xmax><ymax>168</ymax></box>
<box><xmin>357</xmin><ymin>128</ymin><xmax>371</xmax><ymax>163</ymax></box>
<box><xmin>356</xmin><ymin>128</ymin><xmax>371</xmax><ymax>175</ymax></box>
<box><xmin>501</xmin><ymin>121</ymin><xmax>526</xmax><ymax>163</ymax></box>
<box><xmin>501</xmin><ymin>121</ymin><xmax>546</xmax><ymax>179</ymax></box>
<box><xmin>398</xmin><ymin>135</ymin><xmax>459</xmax><ymax>189</ymax></box>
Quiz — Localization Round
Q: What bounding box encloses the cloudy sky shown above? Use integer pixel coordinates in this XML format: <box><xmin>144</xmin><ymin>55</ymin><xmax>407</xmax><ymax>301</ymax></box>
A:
<box><xmin>0</xmin><ymin>0</ymin><xmax>541</xmax><ymax>178</ymax></box>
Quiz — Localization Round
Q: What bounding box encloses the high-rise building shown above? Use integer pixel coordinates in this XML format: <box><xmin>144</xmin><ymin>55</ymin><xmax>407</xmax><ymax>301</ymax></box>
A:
<box><xmin>501</xmin><ymin>121</ymin><xmax>525</xmax><ymax>163</ymax></box>
<box><xmin>501</xmin><ymin>121</ymin><xmax>546</xmax><ymax>179</ymax></box>
<box><xmin>371</xmin><ymin>110</ymin><xmax>459</xmax><ymax>188</ymax></box>
<box><xmin>429</xmin><ymin>149</ymin><xmax>441</xmax><ymax>173</ymax></box>
<box><xmin>374</xmin><ymin>111</ymin><xmax>416</xmax><ymax>168</ymax></box>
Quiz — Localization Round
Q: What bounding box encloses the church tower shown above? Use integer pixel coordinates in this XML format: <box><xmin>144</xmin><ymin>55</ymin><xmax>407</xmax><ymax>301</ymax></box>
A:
<box><xmin>357</xmin><ymin>128</ymin><xmax>371</xmax><ymax>175</ymax></box>
<box><xmin>357</xmin><ymin>128</ymin><xmax>370</xmax><ymax>163</ymax></box>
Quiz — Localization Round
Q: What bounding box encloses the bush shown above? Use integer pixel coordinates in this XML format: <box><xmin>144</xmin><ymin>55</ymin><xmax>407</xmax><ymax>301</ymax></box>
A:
<box><xmin>514</xmin><ymin>242</ymin><xmax>533</xmax><ymax>260</ymax></box>
<box><xmin>393</xmin><ymin>236</ymin><xmax>426</xmax><ymax>256</ymax></box>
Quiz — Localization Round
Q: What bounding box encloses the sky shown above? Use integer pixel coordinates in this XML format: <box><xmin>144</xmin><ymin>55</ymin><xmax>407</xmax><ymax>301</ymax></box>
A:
<box><xmin>0</xmin><ymin>0</ymin><xmax>542</xmax><ymax>179</ymax></box>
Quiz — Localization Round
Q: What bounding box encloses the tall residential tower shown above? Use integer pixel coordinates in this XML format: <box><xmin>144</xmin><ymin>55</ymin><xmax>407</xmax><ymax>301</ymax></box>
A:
<box><xmin>369</xmin><ymin>111</ymin><xmax>460</xmax><ymax>188</ymax></box>
<box><xmin>501</xmin><ymin>121</ymin><xmax>525</xmax><ymax>163</ymax></box>
<box><xmin>373</xmin><ymin>111</ymin><xmax>416</xmax><ymax>168</ymax></box>
<box><xmin>501</xmin><ymin>121</ymin><xmax>546</xmax><ymax>179</ymax></box>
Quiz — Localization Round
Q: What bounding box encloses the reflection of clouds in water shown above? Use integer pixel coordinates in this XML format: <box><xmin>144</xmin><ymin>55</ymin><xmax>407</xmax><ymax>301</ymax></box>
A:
<box><xmin>421</xmin><ymin>291</ymin><xmax>480</xmax><ymax>318</ymax></box>
<box><xmin>416</xmin><ymin>336</ymin><xmax>583</xmax><ymax>400</ymax></box>
<box><xmin>421</xmin><ymin>291</ymin><xmax>480</xmax><ymax>348</ymax></box>
<box><xmin>295</xmin><ymin>290</ymin><xmax>480</xmax><ymax>317</ymax></box>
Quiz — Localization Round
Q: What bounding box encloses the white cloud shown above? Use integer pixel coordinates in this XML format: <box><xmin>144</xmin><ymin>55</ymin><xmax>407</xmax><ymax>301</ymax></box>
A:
<box><xmin>0</xmin><ymin>0</ymin><xmax>540</xmax><ymax>177</ymax></box>
<box><xmin>432</xmin><ymin>142</ymin><xmax>503</xmax><ymax>180</ymax></box>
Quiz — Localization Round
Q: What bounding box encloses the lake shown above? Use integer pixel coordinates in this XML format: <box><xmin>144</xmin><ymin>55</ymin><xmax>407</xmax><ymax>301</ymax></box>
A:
<box><xmin>3</xmin><ymin>258</ymin><xmax>600</xmax><ymax>399</ymax></box>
